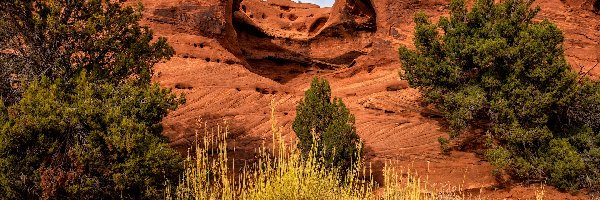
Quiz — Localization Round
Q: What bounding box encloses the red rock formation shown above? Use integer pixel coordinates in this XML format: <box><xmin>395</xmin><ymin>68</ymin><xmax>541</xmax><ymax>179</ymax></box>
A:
<box><xmin>133</xmin><ymin>0</ymin><xmax>598</xmax><ymax>198</ymax></box>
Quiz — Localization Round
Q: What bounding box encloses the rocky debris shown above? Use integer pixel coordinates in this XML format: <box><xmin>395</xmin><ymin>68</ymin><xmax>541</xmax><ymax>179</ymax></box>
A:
<box><xmin>385</xmin><ymin>80</ymin><xmax>409</xmax><ymax>91</ymax></box>
<box><xmin>175</xmin><ymin>82</ymin><xmax>194</xmax><ymax>90</ymax></box>
<box><xmin>255</xmin><ymin>86</ymin><xmax>277</xmax><ymax>94</ymax></box>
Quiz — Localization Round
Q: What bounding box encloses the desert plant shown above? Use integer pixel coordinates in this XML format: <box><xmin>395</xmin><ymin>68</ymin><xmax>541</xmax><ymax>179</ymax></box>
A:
<box><xmin>167</xmin><ymin>101</ymin><xmax>463</xmax><ymax>200</ymax></box>
<box><xmin>0</xmin><ymin>0</ymin><xmax>183</xmax><ymax>198</ymax></box>
<box><xmin>568</xmin><ymin>80</ymin><xmax>600</xmax><ymax>132</ymax></box>
<box><xmin>0</xmin><ymin>0</ymin><xmax>174</xmax><ymax>105</ymax></box>
<box><xmin>169</xmin><ymin>101</ymin><xmax>373</xmax><ymax>200</ymax></box>
<box><xmin>0</xmin><ymin>73</ymin><xmax>184</xmax><ymax>199</ymax></box>
<box><xmin>292</xmin><ymin>77</ymin><xmax>362</xmax><ymax>173</ymax></box>
<box><xmin>438</xmin><ymin>137</ymin><xmax>450</xmax><ymax>155</ymax></box>
<box><xmin>399</xmin><ymin>0</ymin><xmax>599</xmax><ymax>191</ymax></box>
<box><xmin>546</xmin><ymin>139</ymin><xmax>586</xmax><ymax>191</ymax></box>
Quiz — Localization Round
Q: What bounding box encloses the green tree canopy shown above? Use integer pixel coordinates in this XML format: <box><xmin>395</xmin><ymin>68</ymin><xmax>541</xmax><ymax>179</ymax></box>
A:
<box><xmin>293</xmin><ymin>77</ymin><xmax>362</xmax><ymax>173</ymax></box>
<box><xmin>0</xmin><ymin>0</ymin><xmax>184</xmax><ymax>198</ymax></box>
<box><xmin>0</xmin><ymin>74</ymin><xmax>184</xmax><ymax>199</ymax></box>
<box><xmin>0</xmin><ymin>0</ymin><xmax>174</xmax><ymax>104</ymax></box>
<box><xmin>400</xmin><ymin>0</ymin><xmax>600</xmax><ymax>191</ymax></box>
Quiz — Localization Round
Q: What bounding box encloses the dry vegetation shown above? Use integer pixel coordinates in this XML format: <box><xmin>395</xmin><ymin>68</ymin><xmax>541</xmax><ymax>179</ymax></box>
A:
<box><xmin>166</xmin><ymin>101</ymin><xmax>546</xmax><ymax>200</ymax></box>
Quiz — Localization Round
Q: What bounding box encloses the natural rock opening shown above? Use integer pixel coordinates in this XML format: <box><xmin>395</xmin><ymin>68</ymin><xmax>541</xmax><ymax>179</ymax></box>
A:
<box><xmin>146</xmin><ymin>0</ymin><xmax>378</xmax><ymax>83</ymax></box>
<box><xmin>288</xmin><ymin>14</ymin><xmax>298</xmax><ymax>21</ymax></box>
<box><xmin>308</xmin><ymin>17</ymin><xmax>328</xmax><ymax>34</ymax></box>
<box><xmin>229</xmin><ymin>0</ymin><xmax>377</xmax><ymax>83</ymax></box>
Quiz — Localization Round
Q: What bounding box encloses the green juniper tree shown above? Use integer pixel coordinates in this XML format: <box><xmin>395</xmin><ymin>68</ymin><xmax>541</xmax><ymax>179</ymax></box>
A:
<box><xmin>293</xmin><ymin>77</ymin><xmax>362</xmax><ymax>174</ymax></box>
<box><xmin>0</xmin><ymin>74</ymin><xmax>184</xmax><ymax>199</ymax></box>
<box><xmin>400</xmin><ymin>0</ymin><xmax>599</xmax><ymax>191</ymax></box>
<box><xmin>0</xmin><ymin>0</ymin><xmax>173</xmax><ymax>105</ymax></box>
<box><xmin>0</xmin><ymin>0</ymin><xmax>183</xmax><ymax>198</ymax></box>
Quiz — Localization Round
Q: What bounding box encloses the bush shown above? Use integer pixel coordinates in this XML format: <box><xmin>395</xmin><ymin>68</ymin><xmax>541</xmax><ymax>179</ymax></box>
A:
<box><xmin>399</xmin><ymin>0</ymin><xmax>599</xmax><ymax>191</ymax></box>
<box><xmin>0</xmin><ymin>74</ymin><xmax>184</xmax><ymax>199</ymax></box>
<box><xmin>568</xmin><ymin>81</ymin><xmax>600</xmax><ymax>132</ymax></box>
<box><xmin>292</xmin><ymin>77</ymin><xmax>362</xmax><ymax>173</ymax></box>
<box><xmin>438</xmin><ymin>137</ymin><xmax>450</xmax><ymax>155</ymax></box>
<box><xmin>547</xmin><ymin>139</ymin><xmax>586</xmax><ymax>191</ymax></box>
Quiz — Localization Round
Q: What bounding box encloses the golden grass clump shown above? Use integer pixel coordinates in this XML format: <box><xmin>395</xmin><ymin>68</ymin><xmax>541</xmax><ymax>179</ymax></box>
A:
<box><xmin>166</xmin><ymin>100</ymin><xmax>544</xmax><ymax>200</ymax></box>
<box><xmin>167</xmin><ymin>100</ymin><xmax>373</xmax><ymax>200</ymax></box>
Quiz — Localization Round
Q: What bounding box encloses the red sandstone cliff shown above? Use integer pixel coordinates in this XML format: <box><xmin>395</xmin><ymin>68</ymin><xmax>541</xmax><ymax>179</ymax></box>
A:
<box><xmin>131</xmin><ymin>0</ymin><xmax>599</xmax><ymax>198</ymax></box>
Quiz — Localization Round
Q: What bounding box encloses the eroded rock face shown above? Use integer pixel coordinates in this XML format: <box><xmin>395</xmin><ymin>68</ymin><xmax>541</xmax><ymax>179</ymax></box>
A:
<box><xmin>228</xmin><ymin>0</ymin><xmax>384</xmax><ymax>83</ymax></box>
<box><xmin>135</xmin><ymin>0</ymin><xmax>599</xmax><ymax>198</ymax></box>
<box><xmin>139</xmin><ymin>0</ymin><xmax>381</xmax><ymax>75</ymax></box>
<box><xmin>235</xmin><ymin>0</ymin><xmax>376</xmax><ymax>38</ymax></box>
<box><xmin>138</xmin><ymin>0</ymin><xmax>600</xmax><ymax>79</ymax></box>
<box><xmin>563</xmin><ymin>0</ymin><xmax>600</xmax><ymax>11</ymax></box>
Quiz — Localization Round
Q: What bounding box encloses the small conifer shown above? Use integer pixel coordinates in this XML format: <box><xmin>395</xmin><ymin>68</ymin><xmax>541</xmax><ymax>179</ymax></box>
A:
<box><xmin>293</xmin><ymin>77</ymin><xmax>362</xmax><ymax>173</ymax></box>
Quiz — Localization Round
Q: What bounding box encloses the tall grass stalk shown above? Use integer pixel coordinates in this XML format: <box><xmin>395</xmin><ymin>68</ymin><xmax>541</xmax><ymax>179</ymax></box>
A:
<box><xmin>166</xmin><ymin>100</ymin><xmax>537</xmax><ymax>200</ymax></box>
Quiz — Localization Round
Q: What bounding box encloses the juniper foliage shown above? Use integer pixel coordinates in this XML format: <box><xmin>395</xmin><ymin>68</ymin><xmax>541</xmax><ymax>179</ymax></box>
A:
<box><xmin>293</xmin><ymin>77</ymin><xmax>362</xmax><ymax>173</ymax></box>
<box><xmin>0</xmin><ymin>0</ymin><xmax>183</xmax><ymax>198</ymax></box>
<box><xmin>0</xmin><ymin>0</ymin><xmax>174</xmax><ymax>104</ymax></box>
<box><xmin>399</xmin><ymin>0</ymin><xmax>600</xmax><ymax>191</ymax></box>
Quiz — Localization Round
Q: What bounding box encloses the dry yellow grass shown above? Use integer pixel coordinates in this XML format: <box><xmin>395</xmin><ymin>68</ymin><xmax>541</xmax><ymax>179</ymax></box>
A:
<box><xmin>166</xmin><ymin>100</ymin><xmax>545</xmax><ymax>200</ymax></box>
